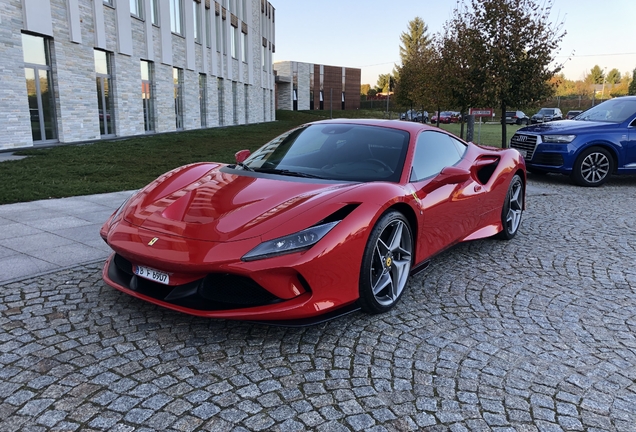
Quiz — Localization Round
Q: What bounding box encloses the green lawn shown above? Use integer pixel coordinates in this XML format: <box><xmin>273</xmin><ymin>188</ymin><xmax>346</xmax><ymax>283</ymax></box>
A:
<box><xmin>436</xmin><ymin>122</ymin><xmax>523</xmax><ymax>147</ymax></box>
<box><xmin>0</xmin><ymin>110</ymin><xmax>520</xmax><ymax>205</ymax></box>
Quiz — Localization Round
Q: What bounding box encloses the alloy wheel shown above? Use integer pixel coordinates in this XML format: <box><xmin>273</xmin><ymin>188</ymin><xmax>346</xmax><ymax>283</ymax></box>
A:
<box><xmin>369</xmin><ymin>219</ymin><xmax>412</xmax><ymax>306</ymax></box>
<box><xmin>580</xmin><ymin>151</ymin><xmax>610</xmax><ymax>184</ymax></box>
<box><xmin>505</xmin><ymin>177</ymin><xmax>523</xmax><ymax>235</ymax></box>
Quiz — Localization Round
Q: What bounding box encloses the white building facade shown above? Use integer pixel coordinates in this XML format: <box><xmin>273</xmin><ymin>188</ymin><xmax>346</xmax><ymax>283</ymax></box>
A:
<box><xmin>0</xmin><ymin>0</ymin><xmax>276</xmax><ymax>151</ymax></box>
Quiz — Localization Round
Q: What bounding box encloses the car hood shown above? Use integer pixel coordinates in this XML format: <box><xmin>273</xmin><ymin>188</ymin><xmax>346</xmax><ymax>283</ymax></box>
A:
<box><xmin>123</xmin><ymin>163</ymin><xmax>359</xmax><ymax>242</ymax></box>
<box><xmin>518</xmin><ymin>120</ymin><xmax>617</xmax><ymax>134</ymax></box>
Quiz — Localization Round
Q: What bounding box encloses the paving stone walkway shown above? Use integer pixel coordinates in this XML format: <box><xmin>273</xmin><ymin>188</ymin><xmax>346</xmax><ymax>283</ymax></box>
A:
<box><xmin>1</xmin><ymin>175</ymin><xmax>636</xmax><ymax>431</ymax></box>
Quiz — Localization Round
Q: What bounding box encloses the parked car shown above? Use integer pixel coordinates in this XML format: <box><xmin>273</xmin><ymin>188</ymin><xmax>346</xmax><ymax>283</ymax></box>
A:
<box><xmin>400</xmin><ymin>110</ymin><xmax>418</xmax><ymax>121</ymax></box>
<box><xmin>432</xmin><ymin>111</ymin><xmax>461</xmax><ymax>124</ymax></box>
<box><xmin>413</xmin><ymin>111</ymin><xmax>429</xmax><ymax>123</ymax></box>
<box><xmin>510</xmin><ymin>96</ymin><xmax>636</xmax><ymax>186</ymax></box>
<box><xmin>101</xmin><ymin>119</ymin><xmax>526</xmax><ymax>322</ymax></box>
<box><xmin>530</xmin><ymin>108</ymin><xmax>563</xmax><ymax>123</ymax></box>
<box><xmin>504</xmin><ymin>110</ymin><xmax>530</xmax><ymax>125</ymax></box>
<box><xmin>566</xmin><ymin>110</ymin><xmax>583</xmax><ymax>119</ymax></box>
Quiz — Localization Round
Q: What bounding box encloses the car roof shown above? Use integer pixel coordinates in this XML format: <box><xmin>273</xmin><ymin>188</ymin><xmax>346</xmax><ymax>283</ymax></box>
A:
<box><xmin>307</xmin><ymin>118</ymin><xmax>445</xmax><ymax>135</ymax></box>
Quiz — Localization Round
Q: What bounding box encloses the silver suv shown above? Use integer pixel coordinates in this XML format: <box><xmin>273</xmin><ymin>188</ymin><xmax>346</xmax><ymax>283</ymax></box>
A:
<box><xmin>531</xmin><ymin>108</ymin><xmax>563</xmax><ymax>124</ymax></box>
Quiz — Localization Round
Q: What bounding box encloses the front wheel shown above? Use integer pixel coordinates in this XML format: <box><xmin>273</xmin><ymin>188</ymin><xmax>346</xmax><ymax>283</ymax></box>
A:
<box><xmin>497</xmin><ymin>174</ymin><xmax>524</xmax><ymax>240</ymax></box>
<box><xmin>571</xmin><ymin>146</ymin><xmax>614</xmax><ymax>187</ymax></box>
<box><xmin>359</xmin><ymin>211</ymin><xmax>413</xmax><ymax>314</ymax></box>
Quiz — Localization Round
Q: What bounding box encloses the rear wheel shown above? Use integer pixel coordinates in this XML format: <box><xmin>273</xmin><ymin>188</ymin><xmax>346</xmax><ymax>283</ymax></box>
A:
<box><xmin>359</xmin><ymin>211</ymin><xmax>413</xmax><ymax>314</ymax></box>
<box><xmin>497</xmin><ymin>174</ymin><xmax>524</xmax><ymax>240</ymax></box>
<box><xmin>571</xmin><ymin>146</ymin><xmax>613</xmax><ymax>187</ymax></box>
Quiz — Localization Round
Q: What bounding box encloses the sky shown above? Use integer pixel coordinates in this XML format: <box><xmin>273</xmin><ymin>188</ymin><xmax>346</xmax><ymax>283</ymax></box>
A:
<box><xmin>271</xmin><ymin>0</ymin><xmax>636</xmax><ymax>86</ymax></box>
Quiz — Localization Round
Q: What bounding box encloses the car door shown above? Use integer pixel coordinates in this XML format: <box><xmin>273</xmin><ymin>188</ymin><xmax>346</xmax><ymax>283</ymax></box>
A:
<box><xmin>409</xmin><ymin>131</ymin><xmax>484</xmax><ymax>259</ymax></box>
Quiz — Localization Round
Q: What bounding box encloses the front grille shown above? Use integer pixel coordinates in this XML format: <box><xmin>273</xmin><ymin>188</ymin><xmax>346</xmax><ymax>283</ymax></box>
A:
<box><xmin>198</xmin><ymin>274</ymin><xmax>279</xmax><ymax>306</ymax></box>
<box><xmin>510</xmin><ymin>133</ymin><xmax>538</xmax><ymax>160</ymax></box>
<box><xmin>531</xmin><ymin>153</ymin><xmax>564</xmax><ymax>167</ymax></box>
<box><xmin>109</xmin><ymin>254</ymin><xmax>282</xmax><ymax>311</ymax></box>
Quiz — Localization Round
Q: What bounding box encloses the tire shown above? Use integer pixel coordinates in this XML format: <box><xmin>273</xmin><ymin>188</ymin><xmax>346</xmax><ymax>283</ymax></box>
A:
<box><xmin>496</xmin><ymin>174</ymin><xmax>524</xmax><ymax>240</ymax></box>
<box><xmin>571</xmin><ymin>146</ymin><xmax>614</xmax><ymax>187</ymax></box>
<box><xmin>359</xmin><ymin>211</ymin><xmax>413</xmax><ymax>314</ymax></box>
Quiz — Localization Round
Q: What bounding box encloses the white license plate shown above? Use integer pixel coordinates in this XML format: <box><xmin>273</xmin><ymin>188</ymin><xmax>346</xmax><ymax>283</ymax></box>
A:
<box><xmin>133</xmin><ymin>265</ymin><xmax>170</xmax><ymax>285</ymax></box>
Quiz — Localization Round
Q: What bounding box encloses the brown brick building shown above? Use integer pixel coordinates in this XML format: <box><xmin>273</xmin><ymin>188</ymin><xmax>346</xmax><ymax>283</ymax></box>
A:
<box><xmin>274</xmin><ymin>61</ymin><xmax>361</xmax><ymax>111</ymax></box>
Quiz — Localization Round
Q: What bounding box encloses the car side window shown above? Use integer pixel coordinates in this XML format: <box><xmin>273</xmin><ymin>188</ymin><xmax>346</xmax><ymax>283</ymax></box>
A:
<box><xmin>410</xmin><ymin>131</ymin><xmax>464</xmax><ymax>182</ymax></box>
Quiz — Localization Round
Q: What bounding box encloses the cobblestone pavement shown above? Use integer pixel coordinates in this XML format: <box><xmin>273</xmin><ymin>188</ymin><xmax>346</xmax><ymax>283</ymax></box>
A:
<box><xmin>1</xmin><ymin>175</ymin><xmax>636</xmax><ymax>431</ymax></box>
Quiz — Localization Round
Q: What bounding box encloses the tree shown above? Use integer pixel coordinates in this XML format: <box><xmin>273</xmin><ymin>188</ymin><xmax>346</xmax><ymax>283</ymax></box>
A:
<box><xmin>588</xmin><ymin>65</ymin><xmax>605</xmax><ymax>84</ymax></box>
<box><xmin>395</xmin><ymin>18</ymin><xmax>435</xmax><ymax>113</ymax></box>
<box><xmin>606</xmin><ymin>68</ymin><xmax>621</xmax><ymax>85</ymax></box>
<box><xmin>360</xmin><ymin>84</ymin><xmax>371</xmax><ymax>96</ymax></box>
<box><xmin>376</xmin><ymin>73</ymin><xmax>392</xmax><ymax>93</ymax></box>
<box><xmin>399</xmin><ymin>17</ymin><xmax>432</xmax><ymax>64</ymax></box>
<box><xmin>441</xmin><ymin>0</ymin><xmax>566</xmax><ymax>147</ymax></box>
<box><xmin>629</xmin><ymin>68</ymin><xmax>636</xmax><ymax>95</ymax></box>
<box><xmin>438</xmin><ymin>24</ymin><xmax>483</xmax><ymax>137</ymax></box>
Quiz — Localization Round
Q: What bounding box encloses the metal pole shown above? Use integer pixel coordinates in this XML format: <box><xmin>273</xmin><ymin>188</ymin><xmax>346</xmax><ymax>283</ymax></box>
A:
<box><xmin>478</xmin><ymin>117</ymin><xmax>482</xmax><ymax>144</ymax></box>
<box><xmin>330</xmin><ymin>88</ymin><xmax>332</xmax><ymax>119</ymax></box>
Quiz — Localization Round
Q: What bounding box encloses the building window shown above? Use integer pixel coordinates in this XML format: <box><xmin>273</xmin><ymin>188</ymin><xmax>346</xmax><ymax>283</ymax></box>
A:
<box><xmin>217</xmin><ymin>78</ymin><xmax>225</xmax><ymax>126</ymax></box>
<box><xmin>261</xmin><ymin>45</ymin><xmax>265</xmax><ymax>70</ymax></box>
<box><xmin>170</xmin><ymin>0</ymin><xmax>183</xmax><ymax>34</ymax></box>
<box><xmin>241</xmin><ymin>0</ymin><xmax>246</xmax><ymax>20</ymax></box>
<box><xmin>174</xmin><ymin>68</ymin><xmax>184</xmax><ymax>130</ymax></box>
<box><xmin>193</xmin><ymin>1</ymin><xmax>201</xmax><ymax>43</ymax></box>
<box><xmin>151</xmin><ymin>0</ymin><xmax>159</xmax><ymax>24</ymax></box>
<box><xmin>104</xmin><ymin>0</ymin><xmax>113</xmax><ymax>5</ymax></box>
<box><xmin>232</xmin><ymin>81</ymin><xmax>238</xmax><ymax>125</ymax></box>
<box><xmin>130</xmin><ymin>0</ymin><xmax>143</xmax><ymax>18</ymax></box>
<box><xmin>231</xmin><ymin>27</ymin><xmax>237</xmax><ymax>59</ymax></box>
<box><xmin>241</xmin><ymin>32</ymin><xmax>247</xmax><ymax>63</ymax></box>
<box><xmin>141</xmin><ymin>60</ymin><xmax>155</xmax><ymax>132</ymax></box>
<box><xmin>244</xmin><ymin>84</ymin><xmax>248</xmax><ymax>124</ymax></box>
<box><xmin>95</xmin><ymin>50</ymin><xmax>115</xmax><ymax>136</ymax></box>
<box><xmin>215</xmin><ymin>12</ymin><xmax>221</xmax><ymax>52</ymax></box>
<box><xmin>222</xmin><ymin>15</ymin><xmax>227</xmax><ymax>55</ymax></box>
<box><xmin>22</xmin><ymin>33</ymin><xmax>57</xmax><ymax>142</ymax></box>
<box><xmin>205</xmin><ymin>7</ymin><xmax>211</xmax><ymax>47</ymax></box>
<box><xmin>199</xmin><ymin>74</ymin><xmax>207</xmax><ymax>127</ymax></box>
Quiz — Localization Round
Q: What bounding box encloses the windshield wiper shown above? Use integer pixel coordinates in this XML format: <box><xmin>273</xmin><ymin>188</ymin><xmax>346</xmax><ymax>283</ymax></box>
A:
<box><xmin>254</xmin><ymin>168</ymin><xmax>324</xmax><ymax>179</ymax></box>
<box><xmin>232</xmin><ymin>162</ymin><xmax>254</xmax><ymax>171</ymax></box>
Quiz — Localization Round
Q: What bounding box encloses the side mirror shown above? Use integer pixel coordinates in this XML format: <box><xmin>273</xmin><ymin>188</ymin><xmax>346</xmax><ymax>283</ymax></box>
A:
<box><xmin>235</xmin><ymin>149</ymin><xmax>251</xmax><ymax>164</ymax></box>
<box><xmin>421</xmin><ymin>166</ymin><xmax>471</xmax><ymax>194</ymax></box>
<box><xmin>437</xmin><ymin>166</ymin><xmax>471</xmax><ymax>185</ymax></box>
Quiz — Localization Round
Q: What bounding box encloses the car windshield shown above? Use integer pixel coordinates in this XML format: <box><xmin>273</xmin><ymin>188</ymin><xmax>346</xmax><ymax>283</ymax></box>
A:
<box><xmin>537</xmin><ymin>109</ymin><xmax>555</xmax><ymax>115</ymax></box>
<box><xmin>575</xmin><ymin>99</ymin><xmax>636</xmax><ymax>123</ymax></box>
<box><xmin>240</xmin><ymin>124</ymin><xmax>410</xmax><ymax>183</ymax></box>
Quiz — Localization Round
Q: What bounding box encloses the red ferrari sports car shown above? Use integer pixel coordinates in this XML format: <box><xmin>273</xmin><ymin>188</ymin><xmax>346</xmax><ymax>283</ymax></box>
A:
<box><xmin>101</xmin><ymin>119</ymin><xmax>525</xmax><ymax>324</ymax></box>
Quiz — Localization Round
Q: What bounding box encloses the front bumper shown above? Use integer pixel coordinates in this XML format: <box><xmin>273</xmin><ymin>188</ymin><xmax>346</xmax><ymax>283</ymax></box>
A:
<box><xmin>101</xmin><ymin>218</ymin><xmax>366</xmax><ymax>322</ymax></box>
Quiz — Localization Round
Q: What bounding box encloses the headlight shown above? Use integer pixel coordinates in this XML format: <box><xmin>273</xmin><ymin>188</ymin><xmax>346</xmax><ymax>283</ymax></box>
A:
<box><xmin>542</xmin><ymin>135</ymin><xmax>576</xmax><ymax>143</ymax></box>
<box><xmin>242</xmin><ymin>221</ymin><xmax>339</xmax><ymax>261</ymax></box>
<box><xmin>111</xmin><ymin>195</ymin><xmax>133</xmax><ymax>223</ymax></box>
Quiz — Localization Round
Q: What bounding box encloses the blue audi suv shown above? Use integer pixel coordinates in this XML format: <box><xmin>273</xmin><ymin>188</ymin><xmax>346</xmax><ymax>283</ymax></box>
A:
<box><xmin>510</xmin><ymin>96</ymin><xmax>636</xmax><ymax>186</ymax></box>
